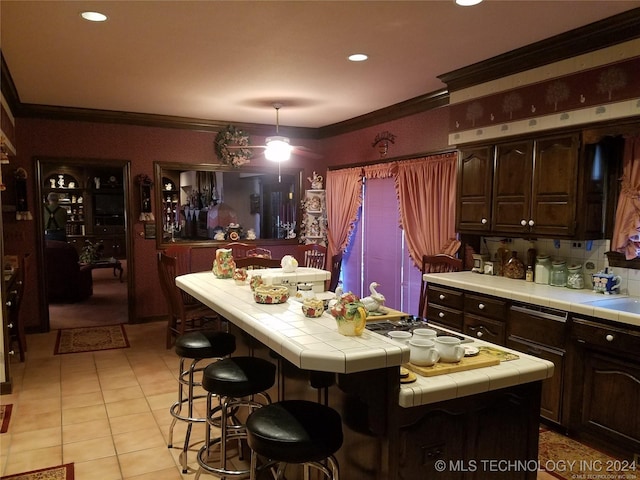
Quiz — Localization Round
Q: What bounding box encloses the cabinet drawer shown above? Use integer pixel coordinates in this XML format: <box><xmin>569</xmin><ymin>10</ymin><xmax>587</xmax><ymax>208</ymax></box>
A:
<box><xmin>426</xmin><ymin>305</ymin><xmax>463</xmax><ymax>331</ymax></box>
<box><xmin>427</xmin><ymin>284</ymin><xmax>463</xmax><ymax>310</ymax></box>
<box><xmin>464</xmin><ymin>314</ymin><xmax>506</xmax><ymax>345</ymax></box>
<box><xmin>464</xmin><ymin>294</ymin><xmax>507</xmax><ymax>321</ymax></box>
<box><xmin>509</xmin><ymin>304</ymin><xmax>567</xmax><ymax>349</ymax></box>
<box><xmin>571</xmin><ymin>317</ymin><xmax>640</xmax><ymax>356</ymax></box>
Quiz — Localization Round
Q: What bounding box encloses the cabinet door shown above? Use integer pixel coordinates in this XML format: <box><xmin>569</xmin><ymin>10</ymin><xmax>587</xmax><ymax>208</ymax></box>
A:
<box><xmin>464</xmin><ymin>314</ymin><xmax>505</xmax><ymax>345</ymax></box>
<box><xmin>530</xmin><ymin>134</ymin><xmax>579</xmax><ymax>236</ymax></box>
<box><xmin>492</xmin><ymin>141</ymin><xmax>533</xmax><ymax>234</ymax></box>
<box><xmin>456</xmin><ymin>146</ymin><xmax>493</xmax><ymax>233</ymax></box>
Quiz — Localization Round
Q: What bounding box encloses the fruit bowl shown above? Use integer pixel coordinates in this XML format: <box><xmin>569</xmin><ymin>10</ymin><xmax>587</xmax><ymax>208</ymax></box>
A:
<box><xmin>253</xmin><ymin>285</ymin><xmax>289</xmax><ymax>304</ymax></box>
<box><xmin>301</xmin><ymin>298</ymin><xmax>325</xmax><ymax>318</ymax></box>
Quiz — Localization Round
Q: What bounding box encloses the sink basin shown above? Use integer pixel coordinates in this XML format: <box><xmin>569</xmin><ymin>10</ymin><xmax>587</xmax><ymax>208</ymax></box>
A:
<box><xmin>585</xmin><ymin>297</ymin><xmax>640</xmax><ymax>314</ymax></box>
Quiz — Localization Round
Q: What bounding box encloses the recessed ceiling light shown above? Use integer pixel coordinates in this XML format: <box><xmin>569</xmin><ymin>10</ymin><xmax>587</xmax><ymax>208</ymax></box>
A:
<box><xmin>348</xmin><ymin>53</ymin><xmax>368</xmax><ymax>62</ymax></box>
<box><xmin>81</xmin><ymin>11</ymin><xmax>108</xmax><ymax>22</ymax></box>
<box><xmin>455</xmin><ymin>0</ymin><xmax>483</xmax><ymax>5</ymax></box>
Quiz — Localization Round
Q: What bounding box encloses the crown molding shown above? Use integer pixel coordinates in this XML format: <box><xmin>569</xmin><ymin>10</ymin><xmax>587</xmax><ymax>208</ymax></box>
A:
<box><xmin>438</xmin><ymin>8</ymin><xmax>640</xmax><ymax>93</ymax></box>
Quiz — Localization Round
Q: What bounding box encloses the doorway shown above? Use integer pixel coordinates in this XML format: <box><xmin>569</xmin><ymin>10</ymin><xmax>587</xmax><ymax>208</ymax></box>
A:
<box><xmin>36</xmin><ymin>157</ymin><xmax>133</xmax><ymax>331</ymax></box>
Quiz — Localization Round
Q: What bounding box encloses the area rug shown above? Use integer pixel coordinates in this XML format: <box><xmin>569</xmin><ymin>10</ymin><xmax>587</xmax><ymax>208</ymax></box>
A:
<box><xmin>54</xmin><ymin>325</ymin><xmax>129</xmax><ymax>354</ymax></box>
<box><xmin>0</xmin><ymin>463</ymin><xmax>74</xmax><ymax>480</ymax></box>
<box><xmin>0</xmin><ymin>404</ymin><xmax>12</xmax><ymax>433</ymax></box>
<box><xmin>538</xmin><ymin>427</ymin><xmax>625</xmax><ymax>479</ymax></box>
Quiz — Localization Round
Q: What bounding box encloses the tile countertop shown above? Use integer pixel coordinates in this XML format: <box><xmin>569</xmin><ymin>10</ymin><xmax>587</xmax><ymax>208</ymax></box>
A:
<box><xmin>177</xmin><ymin>270</ymin><xmax>553</xmax><ymax>409</ymax></box>
<box><xmin>423</xmin><ymin>271</ymin><xmax>640</xmax><ymax>328</ymax></box>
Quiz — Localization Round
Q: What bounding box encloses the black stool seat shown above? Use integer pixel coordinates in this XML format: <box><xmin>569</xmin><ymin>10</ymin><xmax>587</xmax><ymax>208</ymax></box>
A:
<box><xmin>174</xmin><ymin>331</ymin><xmax>236</xmax><ymax>359</ymax></box>
<box><xmin>202</xmin><ymin>356</ymin><xmax>276</xmax><ymax>398</ymax></box>
<box><xmin>247</xmin><ymin>400</ymin><xmax>343</xmax><ymax>464</ymax></box>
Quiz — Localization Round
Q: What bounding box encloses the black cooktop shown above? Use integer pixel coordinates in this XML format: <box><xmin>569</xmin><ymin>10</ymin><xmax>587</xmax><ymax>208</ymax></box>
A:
<box><xmin>365</xmin><ymin>316</ymin><xmax>471</xmax><ymax>343</ymax></box>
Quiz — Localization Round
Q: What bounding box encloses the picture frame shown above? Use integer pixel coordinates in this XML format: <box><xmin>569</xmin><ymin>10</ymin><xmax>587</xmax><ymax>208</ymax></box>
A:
<box><xmin>144</xmin><ymin>222</ymin><xmax>156</xmax><ymax>239</ymax></box>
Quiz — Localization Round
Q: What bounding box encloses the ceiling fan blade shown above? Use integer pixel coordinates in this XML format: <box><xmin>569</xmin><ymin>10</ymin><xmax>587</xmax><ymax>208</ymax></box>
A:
<box><xmin>291</xmin><ymin>146</ymin><xmax>323</xmax><ymax>160</ymax></box>
<box><xmin>226</xmin><ymin>145</ymin><xmax>267</xmax><ymax>149</ymax></box>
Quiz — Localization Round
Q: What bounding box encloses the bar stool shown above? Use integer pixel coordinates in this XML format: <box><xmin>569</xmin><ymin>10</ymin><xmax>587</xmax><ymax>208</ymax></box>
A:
<box><xmin>246</xmin><ymin>400</ymin><xmax>343</xmax><ymax>480</ymax></box>
<box><xmin>168</xmin><ymin>331</ymin><xmax>236</xmax><ymax>473</ymax></box>
<box><xmin>196</xmin><ymin>356</ymin><xmax>277</xmax><ymax>479</ymax></box>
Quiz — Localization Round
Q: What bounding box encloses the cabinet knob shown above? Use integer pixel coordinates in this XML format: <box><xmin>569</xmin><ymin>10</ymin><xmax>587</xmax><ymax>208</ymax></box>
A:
<box><xmin>7</xmin><ymin>322</ymin><xmax>13</xmax><ymax>328</ymax></box>
<box><xmin>477</xmin><ymin>331</ymin><xmax>483</xmax><ymax>337</ymax></box>
<box><xmin>605</xmin><ymin>334</ymin><xmax>614</xmax><ymax>342</ymax></box>
<box><xmin>439</xmin><ymin>312</ymin><xmax>445</xmax><ymax>318</ymax></box>
<box><xmin>528</xmin><ymin>219</ymin><xmax>535</xmax><ymax>227</ymax></box>
<box><xmin>481</xmin><ymin>218</ymin><xmax>488</xmax><ymax>225</ymax></box>
<box><xmin>478</xmin><ymin>303</ymin><xmax>485</xmax><ymax>310</ymax></box>
<box><xmin>439</xmin><ymin>294</ymin><xmax>445</xmax><ymax>300</ymax></box>
<box><xmin>5</xmin><ymin>300</ymin><xmax>12</xmax><ymax>307</ymax></box>
<box><xmin>8</xmin><ymin>350</ymin><xmax>15</xmax><ymax>356</ymax></box>
<box><xmin>520</xmin><ymin>219</ymin><xmax>527</xmax><ymax>226</ymax></box>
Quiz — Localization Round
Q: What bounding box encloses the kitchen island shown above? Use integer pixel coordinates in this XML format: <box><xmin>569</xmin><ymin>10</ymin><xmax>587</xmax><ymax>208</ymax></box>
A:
<box><xmin>177</xmin><ymin>269</ymin><xmax>554</xmax><ymax>479</ymax></box>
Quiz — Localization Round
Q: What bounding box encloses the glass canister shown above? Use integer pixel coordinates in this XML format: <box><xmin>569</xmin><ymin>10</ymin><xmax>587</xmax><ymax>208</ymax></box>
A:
<box><xmin>567</xmin><ymin>264</ymin><xmax>585</xmax><ymax>289</ymax></box>
<box><xmin>550</xmin><ymin>260</ymin><xmax>568</xmax><ymax>287</ymax></box>
<box><xmin>534</xmin><ymin>255</ymin><xmax>551</xmax><ymax>285</ymax></box>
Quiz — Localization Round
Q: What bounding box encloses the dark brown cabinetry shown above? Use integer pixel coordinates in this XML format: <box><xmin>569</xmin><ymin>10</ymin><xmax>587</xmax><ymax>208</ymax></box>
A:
<box><xmin>456</xmin><ymin>132</ymin><xmax>604</xmax><ymax>239</ymax></box>
<box><xmin>426</xmin><ymin>284</ymin><xmax>464</xmax><ymax>331</ymax></box>
<box><xmin>507</xmin><ymin>304</ymin><xmax>568</xmax><ymax>425</ymax></box>
<box><xmin>463</xmin><ymin>293</ymin><xmax>507</xmax><ymax>345</ymax></box>
<box><xmin>567</xmin><ymin>316</ymin><xmax>640</xmax><ymax>459</ymax></box>
<box><xmin>41</xmin><ymin>165</ymin><xmax>126</xmax><ymax>259</ymax></box>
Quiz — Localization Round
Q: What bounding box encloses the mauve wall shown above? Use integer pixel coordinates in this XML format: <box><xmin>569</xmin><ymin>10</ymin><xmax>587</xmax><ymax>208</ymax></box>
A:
<box><xmin>4</xmin><ymin>107</ymin><xmax>450</xmax><ymax>327</ymax></box>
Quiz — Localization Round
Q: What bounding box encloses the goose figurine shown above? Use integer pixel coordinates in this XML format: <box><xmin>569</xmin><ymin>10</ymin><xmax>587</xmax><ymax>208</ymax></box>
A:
<box><xmin>361</xmin><ymin>282</ymin><xmax>385</xmax><ymax>312</ymax></box>
<box><xmin>327</xmin><ymin>285</ymin><xmax>343</xmax><ymax>310</ymax></box>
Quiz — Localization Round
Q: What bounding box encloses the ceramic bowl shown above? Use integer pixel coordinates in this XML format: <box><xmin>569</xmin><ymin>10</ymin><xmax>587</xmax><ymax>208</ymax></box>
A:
<box><xmin>253</xmin><ymin>285</ymin><xmax>289</xmax><ymax>304</ymax></box>
<box><xmin>301</xmin><ymin>299</ymin><xmax>324</xmax><ymax>317</ymax></box>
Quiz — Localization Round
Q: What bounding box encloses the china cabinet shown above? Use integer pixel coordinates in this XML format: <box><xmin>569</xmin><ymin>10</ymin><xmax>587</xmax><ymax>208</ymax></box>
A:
<box><xmin>301</xmin><ymin>189</ymin><xmax>327</xmax><ymax>246</ymax></box>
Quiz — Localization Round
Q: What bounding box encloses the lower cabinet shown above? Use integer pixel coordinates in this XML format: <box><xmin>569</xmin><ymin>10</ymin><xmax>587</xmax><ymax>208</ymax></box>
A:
<box><xmin>567</xmin><ymin>316</ymin><xmax>640</xmax><ymax>459</ymax></box>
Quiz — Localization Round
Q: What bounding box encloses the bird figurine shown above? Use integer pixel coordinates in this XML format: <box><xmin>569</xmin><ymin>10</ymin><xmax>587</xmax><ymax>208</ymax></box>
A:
<box><xmin>360</xmin><ymin>282</ymin><xmax>385</xmax><ymax>312</ymax></box>
<box><xmin>327</xmin><ymin>285</ymin><xmax>343</xmax><ymax>310</ymax></box>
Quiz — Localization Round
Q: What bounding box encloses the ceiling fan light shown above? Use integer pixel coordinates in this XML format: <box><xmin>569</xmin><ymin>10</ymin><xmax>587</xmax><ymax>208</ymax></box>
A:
<box><xmin>455</xmin><ymin>0</ymin><xmax>483</xmax><ymax>6</ymax></box>
<box><xmin>265</xmin><ymin>136</ymin><xmax>292</xmax><ymax>162</ymax></box>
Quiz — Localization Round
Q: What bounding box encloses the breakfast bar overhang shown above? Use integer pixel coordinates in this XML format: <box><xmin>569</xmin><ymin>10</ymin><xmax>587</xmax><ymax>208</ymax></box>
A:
<box><xmin>177</xmin><ymin>270</ymin><xmax>554</xmax><ymax>479</ymax></box>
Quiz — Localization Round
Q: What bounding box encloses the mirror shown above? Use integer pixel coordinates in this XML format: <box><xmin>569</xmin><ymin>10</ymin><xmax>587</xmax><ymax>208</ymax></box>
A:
<box><xmin>154</xmin><ymin>162</ymin><xmax>303</xmax><ymax>246</ymax></box>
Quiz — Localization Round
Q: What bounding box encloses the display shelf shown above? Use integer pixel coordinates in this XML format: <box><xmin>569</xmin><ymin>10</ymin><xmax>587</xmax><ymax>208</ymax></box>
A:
<box><xmin>301</xmin><ymin>189</ymin><xmax>327</xmax><ymax>246</ymax></box>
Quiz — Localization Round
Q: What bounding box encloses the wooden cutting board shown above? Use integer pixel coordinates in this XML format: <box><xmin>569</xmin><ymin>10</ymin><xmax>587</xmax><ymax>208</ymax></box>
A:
<box><xmin>404</xmin><ymin>351</ymin><xmax>500</xmax><ymax>377</ymax></box>
<box><xmin>365</xmin><ymin>307</ymin><xmax>410</xmax><ymax>322</ymax></box>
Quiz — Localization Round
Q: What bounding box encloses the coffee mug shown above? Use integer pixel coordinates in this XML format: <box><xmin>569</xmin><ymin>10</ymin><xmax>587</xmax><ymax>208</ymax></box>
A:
<box><xmin>409</xmin><ymin>338</ymin><xmax>440</xmax><ymax>366</ymax></box>
<box><xmin>412</xmin><ymin>328</ymin><xmax>438</xmax><ymax>341</ymax></box>
<box><xmin>388</xmin><ymin>330</ymin><xmax>412</xmax><ymax>344</ymax></box>
<box><xmin>434</xmin><ymin>336</ymin><xmax>465</xmax><ymax>363</ymax></box>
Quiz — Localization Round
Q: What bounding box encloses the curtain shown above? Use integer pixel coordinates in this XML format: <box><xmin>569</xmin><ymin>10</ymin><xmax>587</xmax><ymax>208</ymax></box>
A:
<box><xmin>325</xmin><ymin>167</ymin><xmax>364</xmax><ymax>262</ymax></box>
<box><xmin>612</xmin><ymin>134</ymin><xmax>640</xmax><ymax>260</ymax></box>
<box><xmin>392</xmin><ymin>152</ymin><xmax>458</xmax><ymax>268</ymax></box>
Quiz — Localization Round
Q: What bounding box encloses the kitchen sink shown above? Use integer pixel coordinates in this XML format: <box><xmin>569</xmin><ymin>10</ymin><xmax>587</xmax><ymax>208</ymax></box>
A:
<box><xmin>585</xmin><ymin>297</ymin><xmax>640</xmax><ymax>314</ymax></box>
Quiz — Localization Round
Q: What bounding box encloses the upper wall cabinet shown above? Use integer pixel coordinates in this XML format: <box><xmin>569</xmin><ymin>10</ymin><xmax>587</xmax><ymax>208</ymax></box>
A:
<box><xmin>456</xmin><ymin>132</ymin><xmax>604</xmax><ymax>239</ymax></box>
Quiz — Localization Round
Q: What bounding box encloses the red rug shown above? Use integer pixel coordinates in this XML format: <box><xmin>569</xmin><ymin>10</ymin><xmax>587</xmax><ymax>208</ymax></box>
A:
<box><xmin>0</xmin><ymin>404</ymin><xmax>12</xmax><ymax>433</ymax></box>
<box><xmin>0</xmin><ymin>463</ymin><xmax>74</xmax><ymax>479</ymax></box>
<box><xmin>54</xmin><ymin>325</ymin><xmax>129</xmax><ymax>354</ymax></box>
<box><xmin>538</xmin><ymin>428</ymin><xmax>626</xmax><ymax>480</ymax></box>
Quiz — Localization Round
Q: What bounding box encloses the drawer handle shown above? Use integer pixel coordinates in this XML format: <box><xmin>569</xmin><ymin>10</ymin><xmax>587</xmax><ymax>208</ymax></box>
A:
<box><xmin>478</xmin><ymin>303</ymin><xmax>485</xmax><ymax>310</ymax></box>
<box><xmin>439</xmin><ymin>294</ymin><xmax>445</xmax><ymax>300</ymax></box>
<box><xmin>605</xmin><ymin>334</ymin><xmax>614</xmax><ymax>342</ymax></box>
<box><xmin>481</xmin><ymin>218</ymin><xmax>488</xmax><ymax>225</ymax></box>
<box><xmin>476</xmin><ymin>331</ymin><xmax>483</xmax><ymax>337</ymax></box>
<box><xmin>5</xmin><ymin>300</ymin><xmax>12</xmax><ymax>307</ymax></box>
<box><xmin>439</xmin><ymin>312</ymin><xmax>445</xmax><ymax>318</ymax></box>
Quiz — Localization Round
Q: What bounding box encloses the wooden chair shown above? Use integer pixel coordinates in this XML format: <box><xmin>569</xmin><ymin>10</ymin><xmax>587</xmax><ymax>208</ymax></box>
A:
<box><xmin>246</xmin><ymin>247</ymin><xmax>272</xmax><ymax>258</ymax></box>
<box><xmin>297</xmin><ymin>244</ymin><xmax>327</xmax><ymax>269</ymax></box>
<box><xmin>158</xmin><ymin>252</ymin><xmax>222</xmax><ymax>348</ymax></box>
<box><xmin>328</xmin><ymin>252</ymin><xmax>343</xmax><ymax>292</ymax></box>
<box><xmin>235</xmin><ymin>256</ymin><xmax>281</xmax><ymax>269</ymax></box>
<box><xmin>418</xmin><ymin>254</ymin><xmax>463</xmax><ymax>318</ymax></box>
<box><xmin>223</xmin><ymin>242</ymin><xmax>251</xmax><ymax>259</ymax></box>
<box><xmin>164</xmin><ymin>245</ymin><xmax>197</xmax><ymax>305</ymax></box>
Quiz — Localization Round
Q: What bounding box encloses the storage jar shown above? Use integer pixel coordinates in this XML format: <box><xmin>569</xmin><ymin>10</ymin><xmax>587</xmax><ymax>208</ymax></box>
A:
<box><xmin>535</xmin><ymin>255</ymin><xmax>551</xmax><ymax>285</ymax></box>
<box><xmin>567</xmin><ymin>264</ymin><xmax>584</xmax><ymax>289</ymax></box>
<box><xmin>550</xmin><ymin>260</ymin><xmax>568</xmax><ymax>287</ymax></box>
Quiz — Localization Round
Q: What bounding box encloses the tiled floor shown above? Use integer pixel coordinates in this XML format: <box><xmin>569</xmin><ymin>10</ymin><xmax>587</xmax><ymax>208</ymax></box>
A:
<box><xmin>1</xmin><ymin>321</ymin><xmax>219</xmax><ymax>479</ymax></box>
<box><xmin>1</xmin><ymin>320</ymin><xmax>562</xmax><ymax>479</ymax></box>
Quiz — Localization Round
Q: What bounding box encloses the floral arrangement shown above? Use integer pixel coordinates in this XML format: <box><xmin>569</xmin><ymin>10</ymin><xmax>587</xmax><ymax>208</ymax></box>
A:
<box><xmin>135</xmin><ymin>173</ymin><xmax>154</xmax><ymax>186</ymax></box>
<box><xmin>80</xmin><ymin>240</ymin><xmax>104</xmax><ymax>264</ymax></box>
<box><xmin>215</xmin><ymin>125</ymin><xmax>253</xmax><ymax>168</ymax></box>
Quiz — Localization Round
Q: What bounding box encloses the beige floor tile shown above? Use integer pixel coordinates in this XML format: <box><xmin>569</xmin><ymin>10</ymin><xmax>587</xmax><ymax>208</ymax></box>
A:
<box><xmin>10</xmin><ymin>410</ymin><xmax>62</xmax><ymax>434</ymax></box>
<box><xmin>1</xmin><ymin>445</ymin><xmax>62</xmax><ymax>477</ymax></box>
<box><xmin>9</xmin><ymin>426</ymin><xmax>61</xmax><ymax>452</ymax></box>
<box><xmin>61</xmin><ymin>390</ymin><xmax>105</xmax><ymax>409</ymax></box>
<box><xmin>113</xmin><ymin>426</ymin><xmax>166</xmax><ymax>454</ymax></box>
<box><xmin>139</xmin><ymin>379</ymin><xmax>175</xmax><ymax>397</ymax></box>
<box><xmin>106</xmin><ymin>397</ymin><xmax>151</xmax><ymax>418</ymax></box>
<box><xmin>63</xmin><ymin>418</ymin><xmax>111</xmax><ymax>444</ymax></box>
<box><xmin>109</xmin><ymin>411</ymin><xmax>158</xmax><ymax>435</ymax></box>
<box><xmin>62</xmin><ymin>404</ymin><xmax>108</xmax><ymax>426</ymax></box>
<box><xmin>16</xmin><ymin>396</ymin><xmax>61</xmax><ymax>416</ymax></box>
<box><xmin>63</xmin><ymin>436</ymin><xmax>117</xmax><ymax>463</ymax></box>
<box><xmin>18</xmin><ymin>383</ymin><xmax>61</xmax><ymax>400</ymax></box>
<box><xmin>74</xmin><ymin>455</ymin><xmax>122</xmax><ymax>480</ymax></box>
<box><xmin>62</xmin><ymin>376</ymin><xmax>102</xmax><ymax>396</ymax></box>
<box><xmin>145</xmin><ymin>392</ymin><xmax>177</xmax><ymax>411</ymax></box>
<box><xmin>124</xmin><ymin>466</ymin><xmax>183</xmax><ymax>480</ymax></box>
<box><xmin>102</xmin><ymin>385</ymin><xmax>144</xmax><ymax>404</ymax></box>
<box><xmin>99</xmin><ymin>374</ymin><xmax>140</xmax><ymax>391</ymax></box>
<box><xmin>118</xmin><ymin>445</ymin><xmax>177</xmax><ymax>478</ymax></box>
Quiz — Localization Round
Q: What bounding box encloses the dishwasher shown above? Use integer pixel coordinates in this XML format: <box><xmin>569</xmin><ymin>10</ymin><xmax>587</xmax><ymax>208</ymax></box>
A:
<box><xmin>508</xmin><ymin>302</ymin><xmax>568</xmax><ymax>424</ymax></box>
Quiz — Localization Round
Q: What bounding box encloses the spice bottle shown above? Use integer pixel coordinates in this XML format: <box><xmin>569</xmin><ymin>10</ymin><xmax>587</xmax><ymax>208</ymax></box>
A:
<box><xmin>526</xmin><ymin>266</ymin><xmax>534</xmax><ymax>282</ymax></box>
